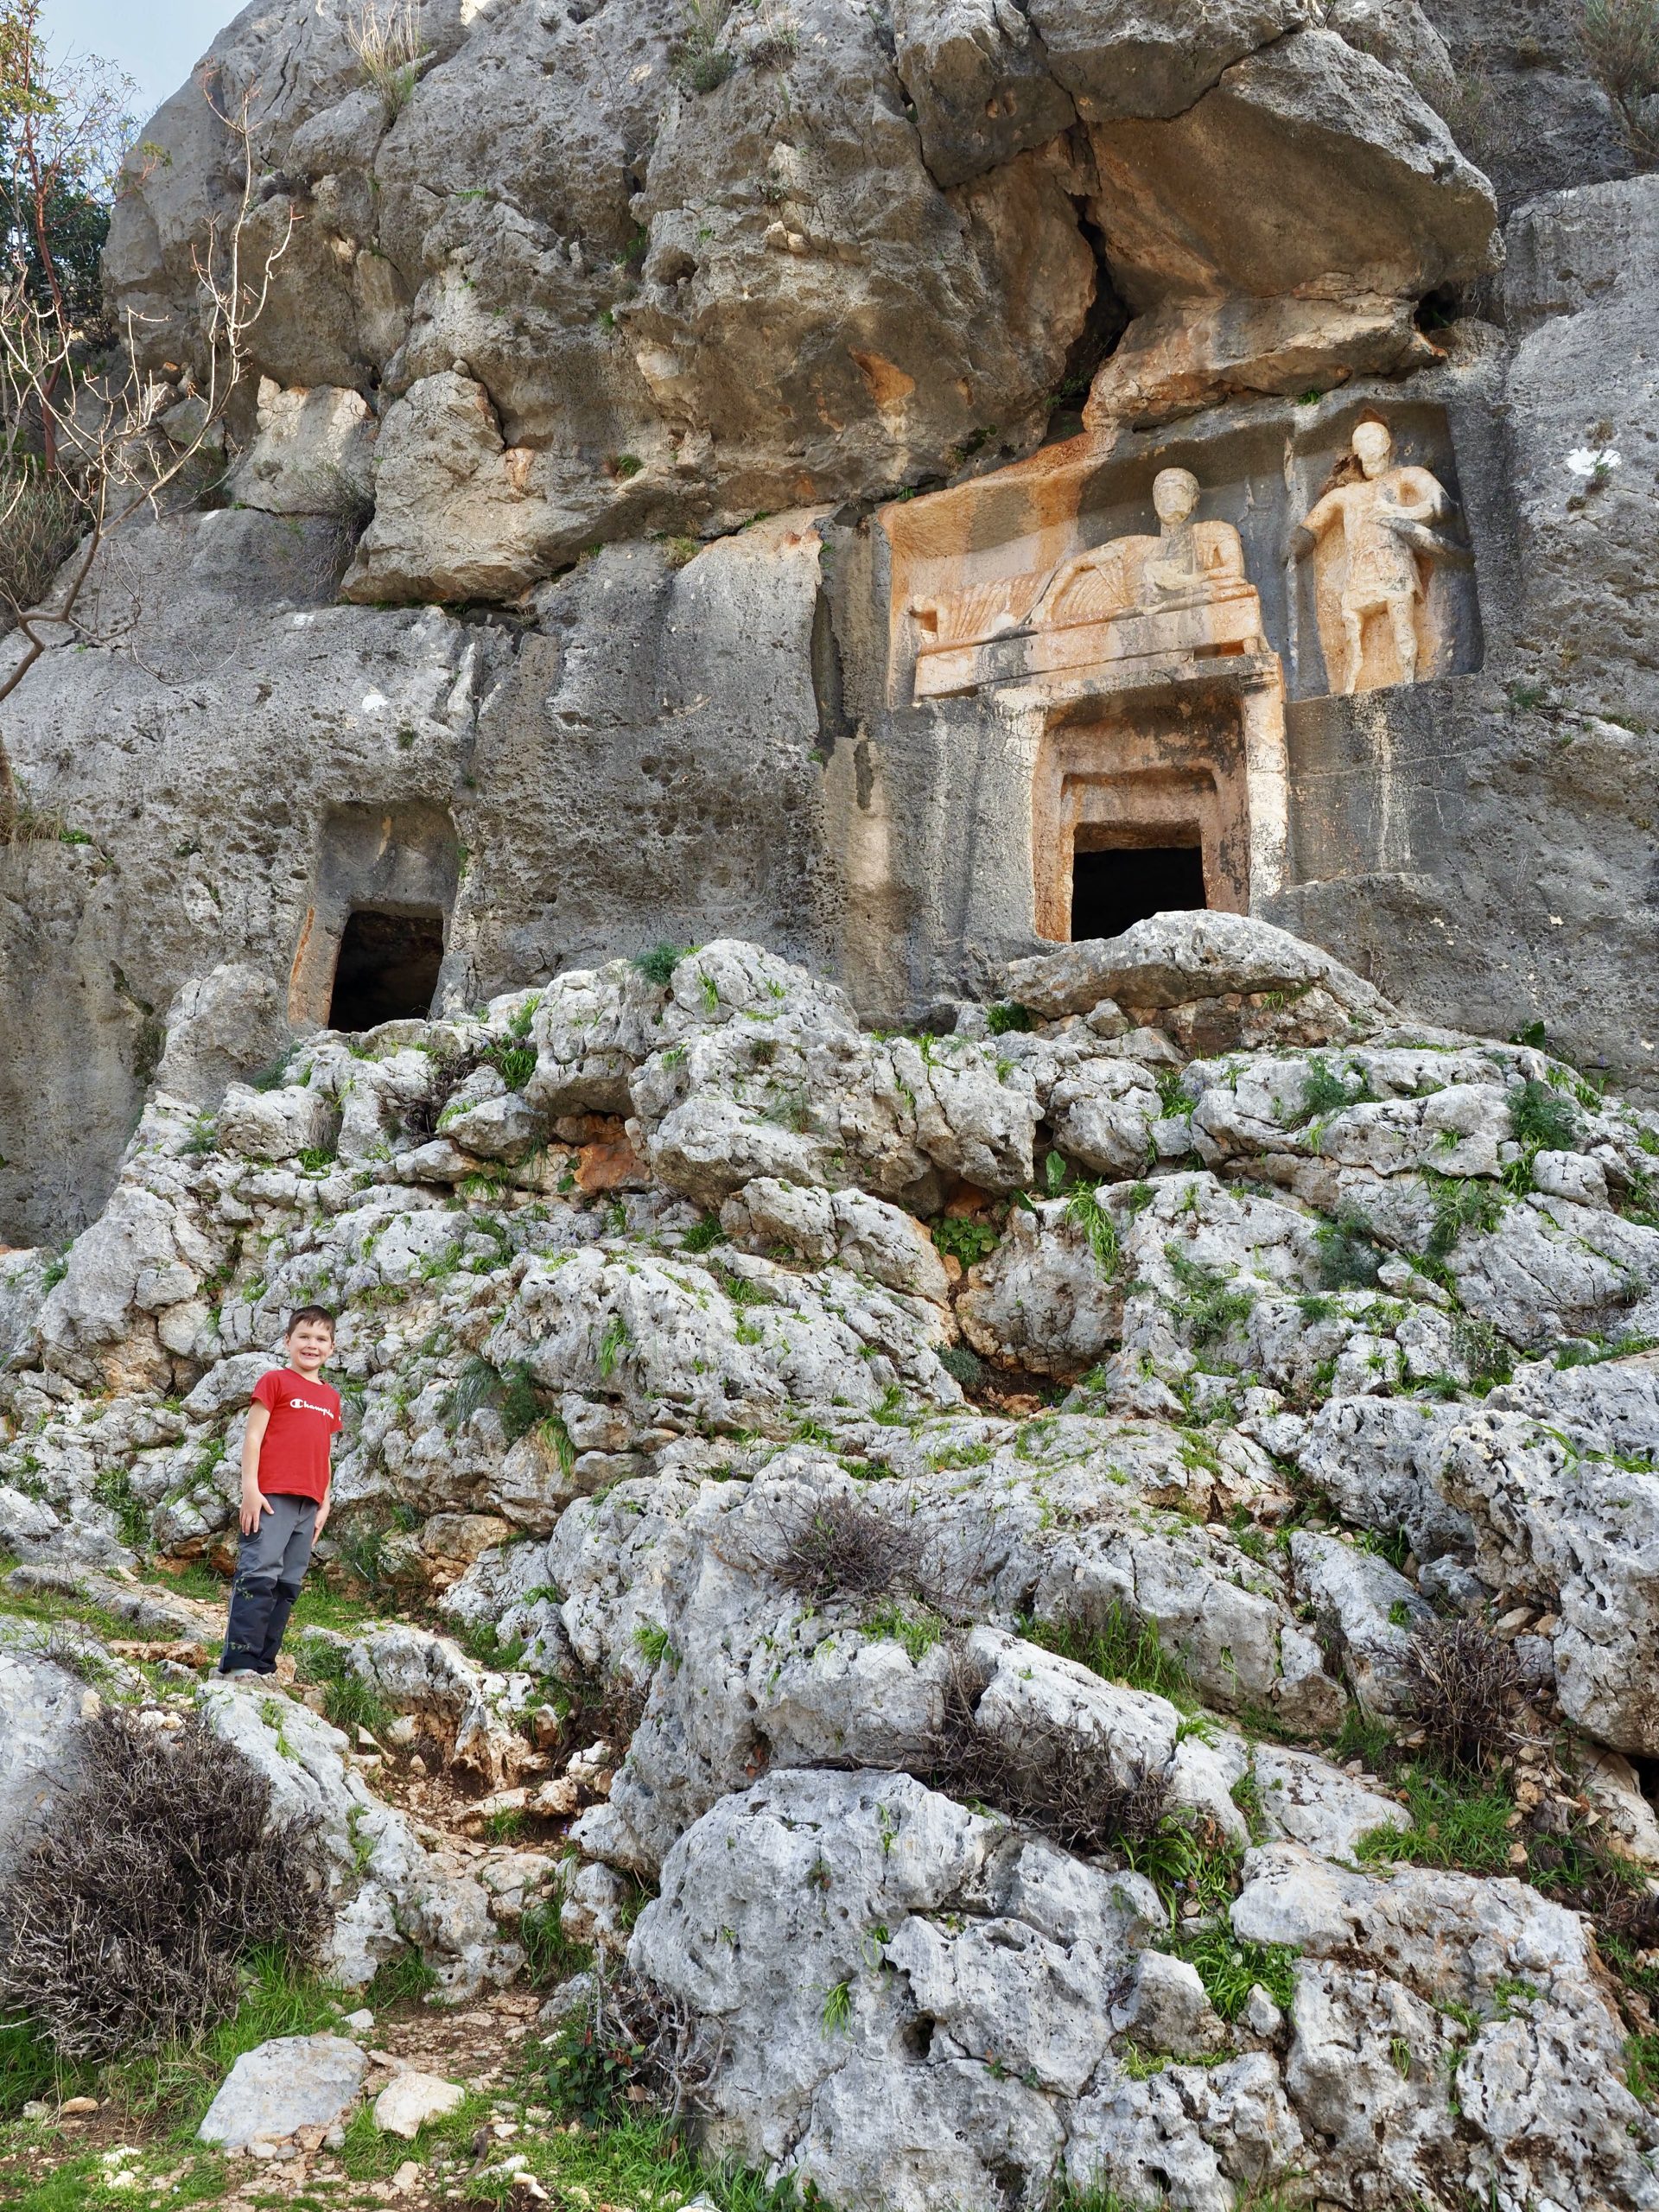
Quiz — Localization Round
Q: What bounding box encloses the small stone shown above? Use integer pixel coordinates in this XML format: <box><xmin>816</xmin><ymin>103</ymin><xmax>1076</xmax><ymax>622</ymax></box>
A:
<box><xmin>20</xmin><ymin>2101</ymin><xmax>50</xmax><ymax>2120</ymax></box>
<box><xmin>342</xmin><ymin>2009</ymin><xmax>375</xmax><ymax>2031</ymax></box>
<box><xmin>374</xmin><ymin>2070</ymin><xmax>467</xmax><ymax>2139</ymax></box>
<box><xmin>392</xmin><ymin>2159</ymin><xmax>423</xmax><ymax>2194</ymax></box>
<box><xmin>60</xmin><ymin>2095</ymin><xmax>99</xmax><ymax>2114</ymax></box>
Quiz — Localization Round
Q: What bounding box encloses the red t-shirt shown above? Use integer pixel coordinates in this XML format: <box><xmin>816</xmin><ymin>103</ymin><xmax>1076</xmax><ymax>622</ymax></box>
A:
<box><xmin>251</xmin><ymin>1369</ymin><xmax>343</xmax><ymax>1502</ymax></box>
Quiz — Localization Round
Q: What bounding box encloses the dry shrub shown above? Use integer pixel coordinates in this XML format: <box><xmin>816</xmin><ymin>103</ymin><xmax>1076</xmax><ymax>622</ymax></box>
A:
<box><xmin>1582</xmin><ymin>0</ymin><xmax>1659</xmax><ymax>166</ymax></box>
<box><xmin>547</xmin><ymin>1966</ymin><xmax>726</xmax><ymax>2121</ymax></box>
<box><xmin>771</xmin><ymin>1491</ymin><xmax>930</xmax><ymax>1605</ymax></box>
<box><xmin>1404</xmin><ymin>1618</ymin><xmax>1523</xmax><ymax>1772</ymax></box>
<box><xmin>345</xmin><ymin>0</ymin><xmax>428</xmax><ymax>118</ymax></box>
<box><xmin>0</xmin><ymin>1708</ymin><xmax>332</xmax><ymax>2060</ymax></box>
<box><xmin>0</xmin><ymin>470</ymin><xmax>82</xmax><ymax>623</ymax></box>
<box><xmin>930</xmin><ymin>1647</ymin><xmax>1173</xmax><ymax>1856</ymax></box>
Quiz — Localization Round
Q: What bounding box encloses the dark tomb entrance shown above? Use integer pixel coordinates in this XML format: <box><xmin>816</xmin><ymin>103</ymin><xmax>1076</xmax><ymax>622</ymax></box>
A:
<box><xmin>327</xmin><ymin>908</ymin><xmax>445</xmax><ymax>1031</ymax></box>
<box><xmin>1070</xmin><ymin>841</ymin><xmax>1207</xmax><ymax>942</ymax></box>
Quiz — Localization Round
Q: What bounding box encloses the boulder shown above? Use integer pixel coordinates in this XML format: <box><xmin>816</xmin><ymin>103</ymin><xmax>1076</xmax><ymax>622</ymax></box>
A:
<box><xmin>197</xmin><ymin>2033</ymin><xmax>367</xmax><ymax>2150</ymax></box>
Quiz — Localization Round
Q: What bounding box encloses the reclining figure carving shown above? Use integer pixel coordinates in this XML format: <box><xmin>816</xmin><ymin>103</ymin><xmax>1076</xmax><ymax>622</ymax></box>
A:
<box><xmin>908</xmin><ymin>467</ymin><xmax>1268</xmax><ymax>699</ymax></box>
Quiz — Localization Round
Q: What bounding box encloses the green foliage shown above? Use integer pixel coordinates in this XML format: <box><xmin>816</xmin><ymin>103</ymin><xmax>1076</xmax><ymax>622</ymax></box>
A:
<box><xmin>1024</xmin><ymin>1604</ymin><xmax>1197</xmax><ymax>1711</ymax></box>
<box><xmin>1423</xmin><ymin>1172</ymin><xmax>1507</xmax><ymax>1263</ymax></box>
<box><xmin>683</xmin><ymin>1214</ymin><xmax>727</xmax><ymax>1252</ymax></box>
<box><xmin>1164</xmin><ymin>1923</ymin><xmax>1299</xmax><ymax>2021</ymax></box>
<box><xmin>819</xmin><ymin>1977</ymin><xmax>852</xmax><ymax>2034</ymax></box>
<box><xmin>1452</xmin><ymin>1316</ymin><xmax>1512</xmax><ymax>1389</ymax></box>
<box><xmin>1508</xmin><ymin>1075</ymin><xmax>1579</xmax><ymax>1153</ymax></box>
<box><xmin>442</xmin><ymin>1354</ymin><xmax>545</xmax><ymax>1442</ymax></box>
<box><xmin>1354</xmin><ymin>1764</ymin><xmax>1514</xmax><ymax>1875</ymax></box>
<box><xmin>1314</xmin><ymin>1211</ymin><xmax>1383</xmax><ymax>1290</ymax></box>
<box><xmin>295</xmin><ymin>1637</ymin><xmax>393</xmax><ymax>1740</ymax></box>
<box><xmin>90</xmin><ymin>1464</ymin><xmax>148</xmax><ymax>1548</ymax></box>
<box><xmin>862</xmin><ymin>1600</ymin><xmax>944</xmax><ymax>1662</ymax></box>
<box><xmin>1164</xmin><ymin>1248</ymin><xmax>1255</xmax><ymax>1348</ymax></box>
<box><xmin>1627</xmin><ymin>2031</ymin><xmax>1659</xmax><ymax>2106</ymax></box>
<box><xmin>1065</xmin><ymin>1185</ymin><xmax>1119</xmax><ymax>1274</ymax></box>
<box><xmin>632</xmin><ymin>1620</ymin><xmax>680</xmax><ymax>1670</ymax></box>
<box><xmin>938</xmin><ymin>1343</ymin><xmax>986</xmax><ymax>1392</ymax></box>
<box><xmin>1290</xmin><ymin>1056</ymin><xmax>1361</xmax><ymax>1128</ymax></box>
<box><xmin>296</xmin><ymin>1147</ymin><xmax>336</xmax><ymax>1174</ymax></box>
<box><xmin>443</xmin><ymin>1353</ymin><xmax>501</xmax><ymax>1429</ymax></box>
<box><xmin>598</xmin><ymin>1314</ymin><xmax>631</xmax><ymax>1377</ymax></box>
<box><xmin>634</xmin><ymin>943</ymin><xmax>688</xmax><ymax>986</ymax></box>
<box><xmin>931</xmin><ymin>1214</ymin><xmax>1000</xmax><ymax>1268</ymax></box>
<box><xmin>987</xmin><ymin>1001</ymin><xmax>1033</xmax><ymax>1034</ymax></box>
<box><xmin>364</xmin><ymin>1947</ymin><xmax>441</xmax><ymax>2012</ymax></box>
<box><xmin>93</xmin><ymin>1952</ymin><xmax>345</xmax><ymax>2132</ymax></box>
<box><xmin>520</xmin><ymin>1894</ymin><xmax>593</xmax><ymax>1989</ymax></box>
<box><xmin>487</xmin><ymin>1039</ymin><xmax>537</xmax><ymax>1090</ymax></box>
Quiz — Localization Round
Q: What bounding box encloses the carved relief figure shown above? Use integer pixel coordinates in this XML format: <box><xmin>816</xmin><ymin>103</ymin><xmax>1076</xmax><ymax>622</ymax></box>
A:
<box><xmin>1292</xmin><ymin>419</ymin><xmax>1452</xmax><ymax>694</ymax></box>
<box><xmin>1028</xmin><ymin>466</ymin><xmax>1248</xmax><ymax>627</ymax></box>
<box><xmin>906</xmin><ymin>466</ymin><xmax>1268</xmax><ymax>698</ymax></box>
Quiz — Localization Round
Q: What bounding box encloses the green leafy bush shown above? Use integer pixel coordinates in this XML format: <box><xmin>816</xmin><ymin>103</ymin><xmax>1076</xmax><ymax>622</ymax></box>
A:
<box><xmin>931</xmin><ymin>1215</ymin><xmax>1000</xmax><ymax>1268</ymax></box>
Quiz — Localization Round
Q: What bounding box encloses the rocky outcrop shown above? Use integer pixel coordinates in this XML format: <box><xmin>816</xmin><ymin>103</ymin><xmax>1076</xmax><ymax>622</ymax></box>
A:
<box><xmin>4</xmin><ymin>919</ymin><xmax>1659</xmax><ymax>2206</ymax></box>
<box><xmin>105</xmin><ymin>0</ymin><xmax>1494</xmax><ymax>601</ymax></box>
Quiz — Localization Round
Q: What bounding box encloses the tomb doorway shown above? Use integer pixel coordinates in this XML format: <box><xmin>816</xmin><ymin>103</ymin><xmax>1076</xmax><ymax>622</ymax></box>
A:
<box><xmin>1071</xmin><ymin>840</ymin><xmax>1206</xmax><ymax>941</ymax></box>
<box><xmin>289</xmin><ymin>804</ymin><xmax>461</xmax><ymax>1028</ymax></box>
<box><xmin>1032</xmin><ymin>693</ymin><xmax>1262</xmax><ymax>943</ymax></box>
<box><xmin>327</xmin><ymin>908</ymin><xmax>446</xmax><ymax>1031</ymax></box>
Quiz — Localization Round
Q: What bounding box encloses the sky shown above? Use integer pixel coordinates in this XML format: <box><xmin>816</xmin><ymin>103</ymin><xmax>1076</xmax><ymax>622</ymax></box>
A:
<box><xmin>44</xmin><ymin>0</ymin><xmax>238</xmax><ymax>125</ymax></box>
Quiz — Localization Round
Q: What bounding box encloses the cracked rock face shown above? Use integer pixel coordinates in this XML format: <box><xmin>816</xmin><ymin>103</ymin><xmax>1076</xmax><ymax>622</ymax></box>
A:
<box><xmin>5</xmin><ymin>919</ymin><xmax>1659</xmax><ymax>2208</ymax></box>
<box><xmin>106</xmin><ymin>0</ymin><xmax>1494</xmax><ymax>600</ymax></box>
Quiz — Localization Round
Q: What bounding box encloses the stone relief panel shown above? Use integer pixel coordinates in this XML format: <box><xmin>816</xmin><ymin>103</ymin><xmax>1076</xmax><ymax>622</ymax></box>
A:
<box><xmin>1289</xmin><ymin>412</ymin><xmax>1480</xmax><ymax>697</ymax></box>
<box><xmin>880</xmin><ymin>401</ymin><xmax>1482</xmax><ymax>712</ymax></box>
<box><xmin>909</xmin><ymin>465</ymin><xmax>1272</xmax><ymax>702</ymax></box>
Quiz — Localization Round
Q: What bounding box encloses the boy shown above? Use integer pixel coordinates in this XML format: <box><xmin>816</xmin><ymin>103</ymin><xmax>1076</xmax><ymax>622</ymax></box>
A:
<box><xmin>219</xmin><ymin>1306</ymin><xmax>343</xmax><ymax>1677</ymax></box>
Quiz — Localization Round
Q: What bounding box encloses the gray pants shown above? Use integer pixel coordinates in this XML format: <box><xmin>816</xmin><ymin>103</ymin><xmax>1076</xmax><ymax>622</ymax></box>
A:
<box><xmin>221</xmin><ymin>1492</ymin><xmax>319</xmax><ymax>1674</ymax></box>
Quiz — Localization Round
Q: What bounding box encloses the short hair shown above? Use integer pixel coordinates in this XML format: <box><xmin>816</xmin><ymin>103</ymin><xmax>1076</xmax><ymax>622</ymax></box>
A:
<box><xmin>286</xmin><ymin>1305</ymin><xmax>336</xmax><ymax>1338</ymax></box>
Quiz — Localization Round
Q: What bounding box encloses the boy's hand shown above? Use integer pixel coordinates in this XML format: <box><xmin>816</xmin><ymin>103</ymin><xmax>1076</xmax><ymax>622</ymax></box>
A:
<box><xmin>315</xmin><ymin>1492</ymin><xmax>331</xmax><ymax>1538</ymax></box>
<box><xmin>240</xmin><ymin>1485</ymin><xmax>272</xmax><ymax>1536</ymax></box>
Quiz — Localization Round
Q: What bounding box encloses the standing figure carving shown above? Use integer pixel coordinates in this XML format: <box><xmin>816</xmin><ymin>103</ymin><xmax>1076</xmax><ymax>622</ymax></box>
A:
<box><xmin>1293</xmin><ymin>420</ymin><xmax>1453</xmax><ymax>695</ymax></box>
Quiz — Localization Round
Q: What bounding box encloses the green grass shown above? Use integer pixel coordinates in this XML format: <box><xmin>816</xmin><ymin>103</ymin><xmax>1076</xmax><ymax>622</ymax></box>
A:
<box><xmin>364</xmin><ymin>1948</ymin><xmax>441</xmax><ymax>2012</ymax></box>
<box><xmin>631</xmin><ymin>1621</ymin><xmax>679</xmax><ymax>1670</ymax></box>
<box><xmin>1065</xmin><ymin>1186</ymin><xmax>1119</xmax><ymax>1274</ymax></box>
<box><xmin>467</xmin><ymin>2113</ymin><xmax>794</xmax><ymax>2212</ymax></box>
<box><xmin>520</xmin><ymin>1893</ymin><xmax>591</xmax><ymax>1990</ymax></box>
<box><xmin>1626</xmin><ymin>2031</ymin><xmax>1659</xmax><ymax>2106</ymax></box>
<box><xmin>1353</xmin><ymin>1764</ymin><xmax>1514</xmax><ymax>1876</ymax></box>
<box><xmin>31</xmin><ymin>1953</ymin><xmax>348</xmax><ymax>2136</ymax></box>
<box><xmin>1025</xmin><ymin>1603</ymin><xmax>1197</xmax><ymax>1712</ymax></box>
<box><xmin>0</xmin><ymin>2145</ymin><xmax>230</xmax><ymax>2211</ymax></box>
<box><xmin>295</xmin><ymin>1636</ymin><xmax>394</xmax><ymax>1738</ymax></box>
<box><xmin>1508</xmin><ymin>1076</ymin><xmax>1579</xmax><ymax>1153</ymax></box>
<box><xmin>1160</xmin><ymin>1922</ymin><xmax>1299</xmax><ymax>2021</ymax></box>
<box><xmin>862</xmin><ymin>1600</ymin><xmax>944</xmax><ymax>1662</ymax></box>
<box><xmin>334</xmin><ymin>2086</ymin><xmax>495</xmax><ymax>2183</ymax></box>
<box><xmin>633</xmin><ymin>944</ymin><xmax>687</xmax><ymax>987</ymax></box>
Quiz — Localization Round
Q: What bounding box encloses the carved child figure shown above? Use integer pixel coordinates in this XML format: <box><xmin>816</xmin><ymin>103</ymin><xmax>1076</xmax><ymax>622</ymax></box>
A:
<box><xmin>1294</xmin><ymin>419</ymin><xmax>1447</xmax><ymax>694</ymax></box>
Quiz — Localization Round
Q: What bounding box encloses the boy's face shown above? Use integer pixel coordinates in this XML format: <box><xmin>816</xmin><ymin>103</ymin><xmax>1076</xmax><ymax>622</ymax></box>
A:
<box><xmin>286</xmin><ymin>1319</ymin><xmax>334</xmax><ymax>1372</ymax></box>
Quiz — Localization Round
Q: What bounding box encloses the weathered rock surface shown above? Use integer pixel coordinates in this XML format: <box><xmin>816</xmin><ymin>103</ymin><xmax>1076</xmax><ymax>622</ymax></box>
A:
<box><xmin>6</xmin><ymin>926</ymin><xmax>1659</xmax><ymax>2209</ymax></box>
<box><xmin>197</xmin><ymin>2033</ymin><xmax>367</xmax><ymax>2150</ymax></box>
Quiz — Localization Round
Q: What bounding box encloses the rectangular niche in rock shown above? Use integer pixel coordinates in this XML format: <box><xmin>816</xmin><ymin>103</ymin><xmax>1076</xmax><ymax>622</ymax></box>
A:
<box><xmin>1030</xmin><ymin>688</ymin><xmax>1272</xmax><ymax>943</ymax></box>
<box><xmin>289</xmin><ymin>804</ymin><xmax>461</xmax><ymax>1030</ymax></box>
<box><xmin>1071</xmin><ymin>841</ymin><xmax>1206</xmax><ymax>942</ymax></box>
<box><xmin>327</xmin><ymin>908</ymin><xmax>446</xmax><ymax>1031</ymax></box>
